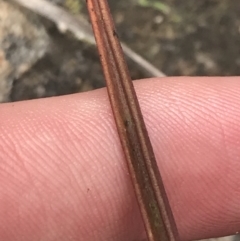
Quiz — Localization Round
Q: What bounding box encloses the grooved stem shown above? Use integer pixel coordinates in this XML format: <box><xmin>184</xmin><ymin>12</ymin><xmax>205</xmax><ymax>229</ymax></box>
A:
<box><xmin>86</xmin><ymin>1</ymin><xmax>179</xmax><ymax>240</ymax></box>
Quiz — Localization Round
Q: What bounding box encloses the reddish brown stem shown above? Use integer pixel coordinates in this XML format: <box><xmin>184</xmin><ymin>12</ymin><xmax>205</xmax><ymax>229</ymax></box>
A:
<box><xmin>86</xmin><ymin>1</ymin><xmax>180</xmax><ymax>241</ymax></box>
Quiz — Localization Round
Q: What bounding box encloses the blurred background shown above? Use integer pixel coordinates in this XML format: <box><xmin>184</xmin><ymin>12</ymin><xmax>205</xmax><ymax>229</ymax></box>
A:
<box><xmin>1</xmin><ymin>0</ymin><xmax>240</xmax><ymax>102</ymax></box>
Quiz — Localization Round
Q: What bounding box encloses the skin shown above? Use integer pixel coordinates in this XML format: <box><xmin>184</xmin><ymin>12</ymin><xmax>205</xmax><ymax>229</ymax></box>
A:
<box><xmin>0</xmin><ymin>76</ymin><xmax>240</xmax><ymax>241</ymax></box>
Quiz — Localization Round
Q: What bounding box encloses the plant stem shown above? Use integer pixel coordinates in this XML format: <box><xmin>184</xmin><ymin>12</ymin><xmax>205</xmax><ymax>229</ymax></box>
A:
<box><xmin>86</xmin><ymin>1</ymin><xmax>179</xmax><ymax>240</ymax></box>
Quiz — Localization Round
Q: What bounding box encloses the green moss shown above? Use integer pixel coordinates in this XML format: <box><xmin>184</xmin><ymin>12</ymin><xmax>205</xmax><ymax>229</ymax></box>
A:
<box><xmin>64</xmin><ymin>0</ymin><xmax>82</xmax><ymax>14</ymax></box>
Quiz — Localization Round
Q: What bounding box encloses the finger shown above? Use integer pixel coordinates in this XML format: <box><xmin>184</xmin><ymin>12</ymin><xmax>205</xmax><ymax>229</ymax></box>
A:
<box><xmin>0</xmin><ymin>77</ymin><xmax>240</xmax><ymax>241</ymax></box>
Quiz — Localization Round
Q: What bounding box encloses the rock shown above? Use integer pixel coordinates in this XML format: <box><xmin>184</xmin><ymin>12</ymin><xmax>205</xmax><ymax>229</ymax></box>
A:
<box><xmin>0</xmin><ymin>0</ymin><xmax>49</xmax><ymax>102</ymax></box>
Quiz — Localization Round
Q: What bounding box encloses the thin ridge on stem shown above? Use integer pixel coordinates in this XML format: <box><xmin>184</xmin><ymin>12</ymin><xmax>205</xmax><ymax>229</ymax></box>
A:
<box><xmin>86</xmin><ymin>1</ymin><xmax>180</xmax><ymax>241</ymax></box>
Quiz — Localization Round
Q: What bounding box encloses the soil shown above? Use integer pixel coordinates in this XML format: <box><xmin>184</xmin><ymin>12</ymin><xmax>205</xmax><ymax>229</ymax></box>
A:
<box><xmin>8</xmin><ymin>0</ymin><xmax>240</xmax><ymax>101</ymax></box>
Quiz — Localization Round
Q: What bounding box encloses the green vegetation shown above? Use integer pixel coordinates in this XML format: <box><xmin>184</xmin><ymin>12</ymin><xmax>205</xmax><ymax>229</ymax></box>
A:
<box><xmin>64</xmin><ymin>0</ymin><xmax>82</xmax><ymax>14</ymax></box>
<box><xmin>137</xmin><ymin>0</ymin><xmax>171</xmax><ymax>14</ymax></box>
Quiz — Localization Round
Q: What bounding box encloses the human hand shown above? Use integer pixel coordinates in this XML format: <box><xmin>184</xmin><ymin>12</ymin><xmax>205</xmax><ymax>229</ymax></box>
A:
<box><xmin>0</xmin><ymin>77</ymin><xmax>239</xmax><ymax>241</ymax></box>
